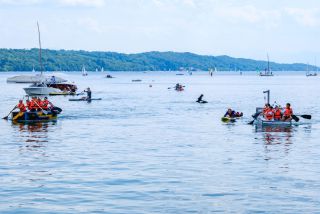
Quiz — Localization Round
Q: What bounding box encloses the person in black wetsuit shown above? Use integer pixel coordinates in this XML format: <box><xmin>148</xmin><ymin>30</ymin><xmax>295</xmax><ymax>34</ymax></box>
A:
<box><xmin>84</xmin><ymin>87</ymin><xmax>92</xmax><ymax>100</ymax></box>
<box><xmin>196</xmin><ymin>94</ymin><xmax>208</xmax><ymax>103</ymax></box>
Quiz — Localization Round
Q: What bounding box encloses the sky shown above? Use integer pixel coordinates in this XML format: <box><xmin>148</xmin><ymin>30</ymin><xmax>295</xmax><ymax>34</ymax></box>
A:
<box><xmin>0</xmin><ymin>0</ymin><xmax>320</xmax><ymax>63</ymax></box>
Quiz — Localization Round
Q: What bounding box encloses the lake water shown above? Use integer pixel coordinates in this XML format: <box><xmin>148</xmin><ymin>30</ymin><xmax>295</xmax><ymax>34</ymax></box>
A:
<box><xmin>0</xmin><ymin>72</ymin><xmax>319</xmax><ymax>213</ymax></box>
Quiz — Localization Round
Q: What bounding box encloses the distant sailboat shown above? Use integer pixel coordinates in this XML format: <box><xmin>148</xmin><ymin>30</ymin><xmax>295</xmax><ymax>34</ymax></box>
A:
<box><xmin>306</xmin><ymin>59</ymin><xmax>318</xmax><ymax>77</ymax></box>
<box><xmin>32</xmin><ymin>66</ymin><xmax>35</xmax><ymax>72</ymax></box>
<box><xmin>101</xmin><ymin>67</ymin><xmax>104</xmax><ymax>72</ymax></box>
<box><xmin>259</xmin><ymin>54</ymin><xmax>274</xmax><ymax>76</ymax></box>
<box><xmin>82</xmin><ymin>65</ymin><xmax>88</xmax><ymax>76</ymax></box>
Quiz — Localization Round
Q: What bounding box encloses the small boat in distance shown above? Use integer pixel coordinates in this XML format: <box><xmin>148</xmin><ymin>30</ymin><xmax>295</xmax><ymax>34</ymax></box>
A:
<box><xmin>82</xmin><ymin>65</ymin><xmax>88</xmax><ymax>76</ymax></box>
<box><xmin>259</xmin><ymin>54</ymin><xmax>274</xmax><ymax>76</ymax></box>
<box><xmin>306</xmin><ymin>62</ymin><xmax>317</xmax><ymax>77</ymax></box>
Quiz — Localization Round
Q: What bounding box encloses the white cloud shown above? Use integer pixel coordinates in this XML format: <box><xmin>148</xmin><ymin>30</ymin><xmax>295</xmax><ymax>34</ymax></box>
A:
<box><xmin>285</xmin><ymin>8</ymin><xmax>320</xmax><ymax>27</ymax></box>
<box><xmin>58</xmin><ymin>0</ymin><xmax>105</xmax><ymax>7</ymax></box>
<box><xmin>0</xmin><ymin>0</ymin><xmax>41</xmax><ymax>5</ymax></box>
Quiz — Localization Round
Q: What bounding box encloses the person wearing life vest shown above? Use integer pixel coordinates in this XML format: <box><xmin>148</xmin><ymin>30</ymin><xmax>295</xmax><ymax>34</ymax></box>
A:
<box><xmin>41</xmin><ymin>97</ymin><xmax>50</xmax><ymax>110</ymax></box>
<box><xmin>264</xmin><ymin>106</ymin><xmax>274</xmax><ymax>120</ymax></box>
<box><xmin>273</xmin><ymin>105</ymin><xmax>282</xmax><ymax>121</ymax></box>
<box><xmin>17</xmin><ymin>100</ymin><xmax>26</xmax><ymax>112</ymax></box>
<box><xmin>26</xmin><ymin>100</ymin><xmax>32</xmax><ymax>111</ymax></box>
<box><xmin>282</xmin><ymin>103</ymin><xmax>293</xmax><ymax>121</ymax></box>
<box><xmin>30</xmin><ymin>97</ymin><xmax>39</xmax><ymax>111</ymax></box>
<box><xmin>263</xmin><ymin>103</ymin><xmax>271</xmax><ymax>114</ymax></box>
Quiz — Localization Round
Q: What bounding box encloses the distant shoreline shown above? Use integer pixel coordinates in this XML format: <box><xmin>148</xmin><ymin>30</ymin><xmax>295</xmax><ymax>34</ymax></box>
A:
<box><xmin>0</xmin><ymin>48</ymin><xmax>317</xmax><ymax>72</ymax></box>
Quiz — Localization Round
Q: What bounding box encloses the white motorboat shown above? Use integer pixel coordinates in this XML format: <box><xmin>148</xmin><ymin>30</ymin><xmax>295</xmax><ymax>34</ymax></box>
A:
<box><xmin>24</xmin><ymin>82</ymin><xmax>62</xmax><ymax>96</ymax></box>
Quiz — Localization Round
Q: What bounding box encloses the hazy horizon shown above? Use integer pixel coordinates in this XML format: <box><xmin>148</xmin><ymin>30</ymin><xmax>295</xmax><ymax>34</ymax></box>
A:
<box><xmin>1</xmin><ymin>0</ymin><xmax>320</xmax><ymax>64</ymax></box>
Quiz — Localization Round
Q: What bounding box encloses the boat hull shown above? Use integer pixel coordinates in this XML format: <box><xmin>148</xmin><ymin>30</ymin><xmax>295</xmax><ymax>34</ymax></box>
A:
<box><xmin>254</xmin><ymin>116</ymin><xmax>292</xmax><ymax>126</ymax></box>
<box><xmin>24</xmin><ymin>86</ymin><xmax>61</xmax><ymax>96</ymax></box>
<box><xmin>11</xmin><ymin>111</ymin><xmax>57</xmax><ymax>123</ymax></box>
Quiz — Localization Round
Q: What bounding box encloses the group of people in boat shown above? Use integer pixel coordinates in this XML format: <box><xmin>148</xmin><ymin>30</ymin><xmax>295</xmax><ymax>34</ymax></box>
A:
<box><xmin>16</xmin><ymin>97</ymin><xmax>53</xmax><ymax>112</ymax></box>
<box><xmin>262</xmin><ymin>103</ymin><xmax>293</xmax><ymax>121</ymax></box>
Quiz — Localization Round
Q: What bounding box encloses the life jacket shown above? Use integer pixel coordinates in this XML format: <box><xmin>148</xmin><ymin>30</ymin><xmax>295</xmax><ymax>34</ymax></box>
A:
<box><xmin>283</xmin><ymin>107</ymin><xmax>293</xmax><ymax>117</ymax></box>
<box><xmin>42</xmin><ymin>100</ymin><xmax>49</xmax><ymax>110</ymax></box>
<box><xmin>26</xmin><ymin>101</ymin><xmax>32</xmax><ymax>110</ymax></box>
<box><xmin>17</xmin><ymin>103</ymin><xmax>26</xmax><ymax>112</ymax></box>
<box><xmin>265</xmin><ymin>109</ymin><xmax>274</xmax><ymax>120</ymax></box>
<box><xmin>31</xmin><ymin>99</ymin><xmax>39</xmax><ymax>110</ymax></box>
<box><xmin>273</xmin><ymin>109</ymin><xmax>282</xmax><ymax>120</ymax></box>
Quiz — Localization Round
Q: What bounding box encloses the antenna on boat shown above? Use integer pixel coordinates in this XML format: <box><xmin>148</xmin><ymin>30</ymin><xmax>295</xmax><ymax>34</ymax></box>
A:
<box><xmin>263</xmin><ymin>90</ymin><xmax>270</xmax><ymax>104</ymax></box>
<box><xmin>37</xmin><ymin>21</ymin><xmax>44</xmax><ymax>75</ymax></box>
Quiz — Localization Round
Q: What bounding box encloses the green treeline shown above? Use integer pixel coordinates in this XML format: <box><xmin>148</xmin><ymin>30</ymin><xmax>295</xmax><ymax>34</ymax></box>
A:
<box><xmin>0</xmin><ymin>48</ymin><xmax>315</xmax><ymax>72</ymax></box>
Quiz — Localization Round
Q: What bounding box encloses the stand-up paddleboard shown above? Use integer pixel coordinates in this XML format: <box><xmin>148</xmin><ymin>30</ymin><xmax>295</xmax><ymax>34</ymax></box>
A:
<box><xmin>69</xmin><ymin>98</ymin><xmax>102</xmax><ymax>101</ymax></box>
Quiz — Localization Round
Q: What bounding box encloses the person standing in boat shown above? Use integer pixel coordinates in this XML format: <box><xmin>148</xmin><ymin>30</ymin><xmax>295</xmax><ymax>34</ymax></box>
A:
<box><xmin>84</xmin><ymin>87</ymin><xmax>92</xmax><ymax>100</ymax></box>
<box><xmin>282</xmin><ymin>103</ymin><xmax>293</xmax><ymax>121</ymax></box>
<box><xmin>50</xmin><ymin>76</ymin><xmax>56</xmax><ymax>84</ymax></box>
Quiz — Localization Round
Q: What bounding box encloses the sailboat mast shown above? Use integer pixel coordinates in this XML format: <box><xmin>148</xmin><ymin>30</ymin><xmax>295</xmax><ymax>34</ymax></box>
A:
<box><xmin>37</xmin><ymin>22</ymin><xmax>44</xmax><ymax>75</ymax></box>
<box><xmin>267</xmin><ymin>53</ymin><xmax>270</xmax><ymax>73</ymax></box>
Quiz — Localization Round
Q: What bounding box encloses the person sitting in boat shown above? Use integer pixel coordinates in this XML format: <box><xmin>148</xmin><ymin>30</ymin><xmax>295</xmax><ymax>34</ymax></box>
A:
<box><xmin>196</xmin><ymin>94</ymin><xmax>207</xmax><ymax>103</ymax></box>
<box><xmin>37</xmin><ymin>98</ymin><xmax>43</xmax><ymax>111</ymax></box>
<box><xmin>282</xmin><ymin>103</ymin><xmax>293</xmax><ymax>121</ymax></box>
<box><xmin>30</xmin><ymin>97</ymin><xmax>39</xmax><ymax>112</ymax></box>
<box><xmin>264</xmin><ymin>105</ymin><xmax>274</xmax><ymax>120</ymax></box>
<box><xmin>17</xmin><ymin>100</ymin><xmax>26</xmax><ymax>112</ymax></box>
<box><xmin>84</xmin><ymin>87</ymin><xmax>92</xmax><ymax>100</ymax></box>
<box><xmin>41</xmin><ymin>97</ymin><xmax>51</xmax><ymax>110</ymax></box>
<box><xmin>273</xmin><ymin>105</ymin><xmax>282</xmax><ymax>121</ymax></box>
<box><xmin>26</xmin><ymin>99</ymin><xmax>32</xmax><ymax>111</ymax></box>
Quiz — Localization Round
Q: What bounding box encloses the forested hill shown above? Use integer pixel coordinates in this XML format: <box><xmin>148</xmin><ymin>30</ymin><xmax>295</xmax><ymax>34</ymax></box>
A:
<box><xmin>0</xmin><ymin>48</ymin><xmax>315</xmax><ymax>72</ymax></box>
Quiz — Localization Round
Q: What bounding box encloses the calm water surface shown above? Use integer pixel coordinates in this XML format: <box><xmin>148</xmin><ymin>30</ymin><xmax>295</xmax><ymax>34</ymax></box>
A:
<box><xmin>0</xmin><ymin>72</ymin><xmax>319</xmax><ymax>213</ymax></box>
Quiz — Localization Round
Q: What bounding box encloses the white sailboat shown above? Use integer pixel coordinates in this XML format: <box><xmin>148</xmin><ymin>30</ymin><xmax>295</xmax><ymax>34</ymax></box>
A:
<box><xmin>82</xmin><ymin>65</ymin><xmax>88</xmax><ymax>76</ymax></box>
<box><xmin>23</xmin><ymin>22</ymin><xmax>63</xmax><ymax>96</ymax></box>
<box><xmin>101</xmin><ymin>67</ymin><xmax>104</xmax><ymax>72</ymax></box>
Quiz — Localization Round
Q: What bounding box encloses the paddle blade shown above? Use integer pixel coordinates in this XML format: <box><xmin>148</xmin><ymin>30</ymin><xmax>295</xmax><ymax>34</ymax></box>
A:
<box><xmin>2</xmin><ymin>116</ymin><xmax>8</xmax><ymax>120</ymax></box>
<box><xmin>248</xmin><ymin>120</ymin><xmax>254</xmax><ymax>125</ymax></box>
<box><xmin>300</xmin><ymin>115</ymin><xmax>312</xmax><ymax>119</ymax></box>
<box><xmin>292</xmin><ymin>115</ymin><xmax>299</xmax><ymax>122</ymax></box>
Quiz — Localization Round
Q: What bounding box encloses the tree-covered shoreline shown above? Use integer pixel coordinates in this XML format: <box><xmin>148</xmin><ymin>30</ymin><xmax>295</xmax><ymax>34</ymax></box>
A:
<box><xmin>0</xmin><ymin>48</ymin><xmax>316</xmax><ymax>72</ymax></box>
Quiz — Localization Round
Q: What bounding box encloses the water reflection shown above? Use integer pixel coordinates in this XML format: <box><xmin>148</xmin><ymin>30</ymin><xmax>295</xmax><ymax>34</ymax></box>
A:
<box><xmin>11</xmin><ymin>122</ymin><xmax>56</xmax><ymax>146</ymax></box>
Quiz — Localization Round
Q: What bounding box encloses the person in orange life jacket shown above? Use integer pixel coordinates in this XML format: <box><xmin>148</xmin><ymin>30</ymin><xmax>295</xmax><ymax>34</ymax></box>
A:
<box><xmin>37</xmin><ymin>98</ymin><xmax>43</xmax><ymax>110</ymax></box>
<box><xmin>30</xmin><ymin>97</ymin><xmax>39</xmax><ymax>111</ymax></box>
<box><xmin>282</xmin><ymin>103</ymin><xmax>293</xmax><ymax>121</ymax></box>
<box><xmin>264</xmin><ymin>105</ymin><xmax>274</xmax><ymax>120</ymax></box>
<box><xmin>262</xmin><ymin>103</ymin><xmax>271</xmax><ymax>114</ymax></box>
<box><xmin>17</xmin><ymin>100</ymin><xmax>26</xmax><ymax>112</ymax></box>
<box><xmin>26</xmin><ymin>99</ymin><xmax>32</xmax><ymax>111</ymax></box>
<box><xmin>273</xmin><ymin>105</ymin><xmax>282</xmax><ymax>121</ymax></box>
<box><xmin>41</xmin><ymin>97</ymin><xmax>51</xmax><ymax>110</ymax></box>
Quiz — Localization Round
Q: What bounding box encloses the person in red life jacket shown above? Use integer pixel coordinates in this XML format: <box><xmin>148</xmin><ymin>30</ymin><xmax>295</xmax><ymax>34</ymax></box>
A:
<box><xmin>30</xmin><ymin>97</ymin><xmax>39</xmax><ymax>111</ymax></box>
<box><xmin>264</xmin><ymin>105</ymin><xmax>274</xmax><ymax>120</ymax></box>
<box><xmin>17</xmin><ymin>100</ymin><xmax>26</xmax><ymax>112</ymax></box>
<box><xmin>262</xmin><ymin>103</ymin><xmax>271</xmax><ymax>115</ymax></box>
<box><xmin>282</xmin><ymin>103</ymin><xmax>293</xmax><ymax>121</ymax></box>
<box><xmin>26</xmin><ymin>99</ymin><xmax>32</xmax><ymax>111</ymax></box>
<box><xmin>37</xmin><ymin>98</ymin><xmax>43</xmax><ymax>110</ymax></box>
<box><xmin>41</xmin><ymin>97</ymin><xmax>50</xmax><ymax>110</ymax></box>
<box><xmin>273</xmin><ymin>105</ymin><xmax>282</xmax><ymax>121</ymax></box>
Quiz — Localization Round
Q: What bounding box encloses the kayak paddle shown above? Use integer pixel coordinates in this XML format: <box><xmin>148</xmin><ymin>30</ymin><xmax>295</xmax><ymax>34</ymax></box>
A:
<box><xmin>2</xmin><ymin>106</ymin><xmax>17</xmax><ymax>120</ymax></box>
<box><xmin>296</xmin><ymin>114</ymin><xmax>312</xmax><ymax>119</ymax></box>
<box><xmin>291</xmin><ymin>115</ymin><xmax>299</xmax><ymax>122</ymax></box>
